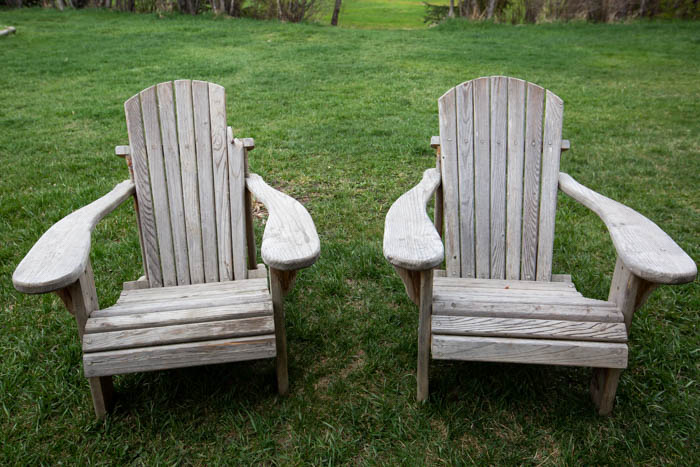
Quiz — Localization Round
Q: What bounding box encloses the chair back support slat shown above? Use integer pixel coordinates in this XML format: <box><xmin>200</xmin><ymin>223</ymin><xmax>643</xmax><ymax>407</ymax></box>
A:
<box><xmin>438</xmin><ymin>76</ymin><xmax>563</xmax><ymax>281</ymax></box>
<box><xmin>124</xmin><ymin>80</ymin><xmax>249</xmax><ymax>288</ymax></box>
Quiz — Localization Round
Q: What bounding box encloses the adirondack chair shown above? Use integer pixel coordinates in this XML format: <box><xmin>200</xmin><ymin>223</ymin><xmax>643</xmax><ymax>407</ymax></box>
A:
<box><xmin>383</xmin><ymin>76</ymin><xmax>696</xmax><ymax>415</ymax></box>
<box><xmin>13</xmin><ymin>80</ymin><xmax>320</xmax><ymax>418</ymax></box>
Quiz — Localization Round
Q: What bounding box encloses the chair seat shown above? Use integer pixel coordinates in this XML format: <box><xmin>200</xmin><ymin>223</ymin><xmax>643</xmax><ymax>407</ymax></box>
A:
<box><xmin>431</xmin><ymin>277</ymin><xmax>628</xmax><ymax>369</ymax></box>
<box><xmin>82</xmin><ymin>278</ymin><xmax>276</xmax><ymax>377</ymax></box>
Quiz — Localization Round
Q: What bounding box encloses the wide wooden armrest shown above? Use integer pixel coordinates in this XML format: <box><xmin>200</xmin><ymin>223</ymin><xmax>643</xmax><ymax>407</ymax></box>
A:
<box><xmin>245</xmin><ymin>173</ymin><xmax>320</xmax><ymax>271</ymax></box>
<box><xmin>559</xmin><ymin>173</ymin><xmax>696</xmax><ymax>285</ymax></box>
<box><xmin>13</xmin><ymin>180</ymin><xmax>136</xmax><ymax>294</ymax></box>
<box><xmin>383</xmin><ymin>168</ymin><xmax>444</xmax><ymax>271</ymax></box>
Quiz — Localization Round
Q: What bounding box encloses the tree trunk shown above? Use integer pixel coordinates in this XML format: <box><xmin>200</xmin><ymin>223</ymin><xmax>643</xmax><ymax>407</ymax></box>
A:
<box><xmin>448</xmin><ymin>0</ymin><xmax>455</xmax><ymax>17</ymax></box>
<box><xmin>331</xmin><ymin>0</ymin><xmax>341</xmax><ymax>25</ymax></box>
<box><xmin>55</xmin><ymin>0</ymin><xmax>65</xmax><ymax>10</ymax></box>
<box><xmin>486</xmin><ymin>0</ymin><xmax>496</xmax><ymax>18</ymax></box>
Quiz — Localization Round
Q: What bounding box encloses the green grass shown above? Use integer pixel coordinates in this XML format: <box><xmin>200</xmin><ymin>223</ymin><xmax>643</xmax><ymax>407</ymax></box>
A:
<box><xmin>1</xmin><ymin>9</ymin><xmax>699</xmax><ymax>464</ymax></box>
<box><xmin>321</xmin><ymin>0</ymin><xmax>446</xmax><ymax>29</ymax></box>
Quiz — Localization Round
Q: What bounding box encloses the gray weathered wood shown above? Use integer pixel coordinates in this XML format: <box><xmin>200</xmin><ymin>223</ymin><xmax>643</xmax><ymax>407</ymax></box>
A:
<box><xmin>489</xmin><ymin>76</ymin><xmax>508</xmax><ymax>279</ymax></box>
<box><xmin>535</xmin><ymin>91</ymin><xmax>564</xmax><ymax>281</ymax></box>
<box><xmin>174</xmin><ymin>79</ymin><xmax>205</xmax><ymax>284</ymax></box>
<box><xmin>0</xmin><ymin>26</ymin><xmax>16</xmax><ymax>36</ymax></box>
<box><xmin>551</xmin><ymin>273</ymin><xmax>572</xmax><ymax>283</ymax></box>
<box><xmin>520</xmin><ymin>83</ymin><xmax>545</xmax><ymax>281</ymax></box>
<box><xmin>241</xmin><ymin>137</ymin><xmax>255</xmax><ymax>150</ymax></box>
<box><xmin>141</xmin><ymin>85</ymin><xmax>177</xmax><ymax>287</ymax></box>
<box><xmin>209</xmin><ymin>82</ymin><xmax>233</xmax><ymax>281</ymax></box>
<box><xmin>116</xmin><ymin>277</ymin><xmax>268</xmax><ymax>303</ymax></box>
<box><xmin>434</xmin><ymin>276</ymin><xmax>577</xmax><ymax>292</ymax></box>
<box><xmin>192</xmin><ymin>80</ymin><xmax>219</xmax><ymax>282</ymax></box>
<box><xmin>505</xmin><ymin>77</ymin><xmax>526</xmax><ymax>280</ymax></box>
<box><xmin>559</xmin><ymin>173</ymin><xmax>696</xmax><ymax>285</ymax></box>
<box><xmin>270</xmin><ymin>268</ymin><xmax>291</xmax><ymax>395</ymax></box>
<box><xmin>432</xmin><ymin>335</ymin><xmax>628</xmax><ymax>368</ymax></box>
<box><xmin>438</xmin><ymin>87</ymin><xmax>460</xmax><ymax>276</ymax></box>
<box><xmin>246</xmin><ymin>173</ymin><xmax>320</xmax><ymax>271</ymax></box>
<box><xmin>432</xmin><ymin>316</ymin><xmax>627</xmax><ymax>342</ymax></box>
<box><xmin>430</xmin><ymin>135</ymin><xmax>441</xmax><ymax>148</ymax></box>
<box><xmin>123</xmin><ymin>276</ymin><xmax>149</xmax><ymax>291</ymax></box>
<box><xmin>157</xmin><ymin>82</ymin><xmax>191</xmax><ymax>285</ymax></box>
<box><xmin>228</xmin><ymin>131</ymin><xmax>248</xmax><ymax>280</ymax></box>
<box><xmin>383</xmin><ymin>168</ymin><xmax>443</xmax><ymax>271</ymax></box>
<box><xmin>115</xmin><ymin>145</ymin><xmax>130</xmax><ymax>157</ymax></box>
<box><xmin>13</xmin><ymin>180</ymin><xmax>134</xmax><ymax>294</ymax></box>
<box><xmin>473</xmin><ymin>77</ymin><xmax>491</xmax><ymax>278</ymax></box>
<box><xmin>417</xmin><ymin>269</ymin><xmax>433</xmax><ymax>402</ymax></box>
<box><xmin>590</xmin><ymin>367</ymin><xmax>621</xmax><ymax>416</ymax></box>
<box><xmin>456</xmin><ymin>81</ymin><xmax>475</xmax><ymax>278</ymax></box>
<box><xmin>125</xmin><ymin>93</ymin><xmax>162</xmax><ymax>287</ymax></box>
<box><xmin>248</xmin><ymin>263</ymin><xmax>268</xmax><ymax>279</ymax></box>
<box><xmin>83</xmin><ymin>316</ymin><xmax>275</xmax><ymax>352</ymax></box>
<box><xmin>83</xmin><ymin>335</ymin><xmax>277</xmax><ymax>378</ymax></box>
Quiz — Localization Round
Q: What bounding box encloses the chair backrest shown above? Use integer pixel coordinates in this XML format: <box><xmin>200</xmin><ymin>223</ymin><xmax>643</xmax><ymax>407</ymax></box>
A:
<box><xmin>124</xmin><ymin>80</ymin><xmax>248</xmax><ymax>288</ymax></box>
<box><xmin>438</xmin><ymin>76</ymin><xmax>564</xmax><ymax>281</ymax></box>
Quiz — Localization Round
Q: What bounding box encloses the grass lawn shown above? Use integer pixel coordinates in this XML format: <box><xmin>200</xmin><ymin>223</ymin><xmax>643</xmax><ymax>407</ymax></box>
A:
<box><xmin>1</xmin><ymin>9</ymin><xmax>698</xmax><ymax>464</ymax></box>
<box><xmin>320</xmin><ymin>0</ymin><xmax>446</xmax><ymax>29</ymax></box>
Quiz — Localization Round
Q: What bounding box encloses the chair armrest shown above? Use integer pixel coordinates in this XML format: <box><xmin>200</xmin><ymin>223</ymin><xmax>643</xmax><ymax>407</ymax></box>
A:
<box><xmin>245</xmin><ymin>173</ymin><xmax>320</xmax><ymax>271</ymax></box>
<box><xmin>13</xmin><ymin>180</ymin><xmax>136</xmax><ymax>294</ymax></box>
<box><xmin>383</xmin><ymin>168</ymin><xmax>444</xmax><ymax>271</ymax></box>
<box><xmin>559</xmin><ymin>172</ymin><xmax>696</xmax><ymax>285</ymax></box>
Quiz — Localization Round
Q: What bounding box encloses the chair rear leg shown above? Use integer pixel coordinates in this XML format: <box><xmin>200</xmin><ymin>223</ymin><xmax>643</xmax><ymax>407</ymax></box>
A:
<box><xmin>89</xmin><ymin>376</ymin><xmax>114</xmax><ymax>419</ymax></box>
<box><xmin>590</xmin><ymin>368</ymin><xmax>622</xmax><ymax>415</ymax></box>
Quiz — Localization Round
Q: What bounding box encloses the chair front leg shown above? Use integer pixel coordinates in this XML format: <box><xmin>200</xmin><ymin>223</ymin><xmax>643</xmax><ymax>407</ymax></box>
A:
<box><xmin>417</xmin><ymin>269</ymin><xmax>434</xmax><ymax>403</ymax></box>
<box><xmin>55</xmin><ymin>260</ymin><xmax>114</xmax><ymax>419</ymax></box>
<box><xmin>269</xmin><ymin>268</ymin><xmax>297</xmax><ymax>396</ymax></box>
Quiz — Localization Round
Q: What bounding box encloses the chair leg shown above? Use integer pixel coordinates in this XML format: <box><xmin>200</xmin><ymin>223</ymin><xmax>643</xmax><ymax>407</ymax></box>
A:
<box><xmin>590</xmin><ymin>368</ymin><xmax>622</xmax><ymax>415</ymax></box>
<box><xmin>89</xmin><ymin>376</ymin><xmax>114</xmax><ymax>419</ymax></box>
<box><xmin>270</xmin><ymin>268</ymin><xmax>294</xmax><ymax>396</ymax></box>
<box><xmin>417</xmin><ymin>269</ymin><xmax>433</xmax><ymax>403</ymax></box>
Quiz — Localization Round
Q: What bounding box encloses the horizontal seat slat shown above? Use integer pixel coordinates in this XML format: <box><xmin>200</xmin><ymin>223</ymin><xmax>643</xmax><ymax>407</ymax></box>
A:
<box><xmin>83</xmin><ymin>316</ymin><xmax>275</xmax><ymax>352</ymax></box>
<box><xmin>433</xmin><ymin>300</ymin><xmax>622</xmax><ymax>323</ymax></box>
<box><xmin>92</xmin><ymin>291</ymin><xmax>270</xmax><ymax>317</ymax></box>
<box><xmin>83</xmin><ymin>335</ymin><xmax>277</xmax><ymax>377</ymax></box>
<box><xmin>118</xmin><ymin>278</ymin><xmax>268</xmax><ymax>303</ymax></box>
<box><xmin>432</xmin><ymin>315</ymin><xmax>627</xmax><ymax>342</ymax></box>
<box><xmin>431</xmin><ymin>335</ymin><xmax>627</xmax><ymax>368</ymax></box>
<box><xmin>434</xmin><ymin>276</ymin><xmax>578</xmax><ymax>292</ymax></box>
<box><xmin>85</xmin><ymin>302</ymin><xmax>272</xmax><ymax>334</ymax></box>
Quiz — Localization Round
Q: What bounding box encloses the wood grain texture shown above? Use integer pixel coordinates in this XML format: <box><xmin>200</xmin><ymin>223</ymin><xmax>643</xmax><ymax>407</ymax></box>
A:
<box><xmin>156</xmin><ymin>82</ymin><xmax>190</xmax><ymax>285</ymax></box>
<box><xmin>432</xmin><ymin>316</ymin><xmax>627</xmax><ymax>342</ymax></box>
<box><xmin>192</xmin><ymin>80</ymin><xmax>219</xmax><ymax>282</ymax></box>
<box><xmin>438</xmin><ymin>87</ymin><xmax>460</xmax><ymax>276</ymax></box>
<box><xmin>431</xmin><ymin>335</ymin><xmax>628</xmax><ymax>368</ymax></box>
<box><xmin>174</xmin><ymin>79</ymin><xmax>205</xmax><ymax>284</ymax></box>
<box><xmin>270</xmin><ymin>268</ymin><xmax>290</xmax><ymax>395</ymax></box>
<box><xmin>83</xmin><ymin>335</ymin><xmax>277</xmax><ymax>377</ymax></box>
<box><xmin>456</xmin><ymin>81</ymin><xmax>475</xmax><ymax>278</ymax></box>
<box><xmin>383</xmin><ymin>168</ymin><xmax>444</xmax><ymax>271</ymax></box>
<box><xmin>536</xmin><ymin>91</ymin><xmax>564</xmax><ymax>281</ymax></box>
<box><xmin>417</xmin><ymin>269</ymin><xmax>433</xmax><ymax>402</ymax></box>
<box><xmin>116</xmin><ymin>277</ymin><xmax>268</xmax><ymax>303</ymax></box>
<box><xmin>505</xmin><ymin>78</ymin><xmax>526</xmax><ymax>280</ymax></box>
<box><xmin>13</xmin><ymin>180</ymin><xmax>134</xmax><ymax>294</ymax></box>
<box><xmin>489</xmin><ymin>76</ymin><xmax>508</xmax><ymax>279</ymax></box>
<box><xmin>472</xmin><ymin>77</ymin><xmax>491</xmax><ymax>278</ymax></box>
<box><xmin>520</xmin><ymin>83</ymin><xmax>544</xmax><ymax>281</ymax></box>
<box><xmin>83</xmin><ymin>316</ymin><xmax>274</xmax><ymax>352</ymax></box>
<box><xmin>559</xmin><ymin>173</ymin><xmax>696</xmax><ymax>284</ymax></box>
<box><xmin>246</xmin><ymin>173</ymin><xmax>320</xmax><ymax>270</ymax></box>
<box><xmin>208</xmin><ymin>82</ymin><xmax>233</xmax><ymax>281</ymax></box>
<box><xmin>141</xmin><ymin>86</ymin><xmax>177</xmax><ymax>287</ymax></box>
<box><xmin>125</xmin><ymin>94</ymin><xmax>162</xmax><ymax>287</ymax></box>
<box><xmin>228</xmin><ymin>130</ymin><xmax>248</xmax><ymax>280</ymax></box>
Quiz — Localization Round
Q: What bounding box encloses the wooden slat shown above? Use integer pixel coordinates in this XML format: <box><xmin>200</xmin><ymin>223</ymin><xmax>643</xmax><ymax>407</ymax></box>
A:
<box><xmin>123</xmin><ymin>276</ymin><xmax>148</xmax><ymax>291</ymax></box>
<box><xmin>456</xmin><ymin>81</ymin><xmax>475</xmax><ymax>278</ymax></box>
<box><xmin>92</xmin><ymin>291</ymin><xmax>270</xmax><ymax>317</ymax></box>
<box><xmin>174</xmin><ymin>79</ymin><xmax>205</xmax><ymax>284</ymax></box>
<box><xmin>125</xmin><ymin>95</ymin><xmax>162</xmax><ymax>287</ymax></box>
<box><xmin>192</xmin><ymin>80</ymin><xmax>218</xmax><ymax>282</ymax></box>
<box><xmin>83</xmin><ymin>316</ymin><xmax>275</xmax><ymax>352</ymax></box>
<box><xmin>209</xmin><ymin>83</ymin><xmax>232</xmax><ymax>281</ymax></box>
<box><xmin>432</xmin><ymin>316</ymin><xmax>627</xmax><ymax>342</ymax></box>
<box><xmin>505</xmin><ymin>78</ymin><xmax>526</xmax><ymax>280</ymax></box>
<box><xmin>157</xmin><ymin>82</ymin><xmax>190</xmax><ymax>285</ymax></box>
<box><xmin>83</xmin><ymin>335</ymin><xmax>277</xmax><ymax>377</ymax></box>
<box><xmin>117</xmin><ymin>278</ymin><xmax>268</xmax><ymax>304</ymax></box>
<box><xmin>141</xmin><ymin>86</ymin><xmax>177</xmax><ymax>287</ymax></box>
<box><xmin>472</xmin><ymin>77</ymin><xmax>490</xmax><ymax>279</ymax></box>
<box><xmin>228</xmin><ymin>131</ymin><xmax>248</xmax><ymax>280</ymax></box>
<box><xmin>431</xmin><ymin>335</ymin><xmax>628</xmax><ymax>368</ymax></box>
<box><xmin>520</xmin><ymin>83</ymin><xmax>545</xmax><ymax>281</ymax></box>
<box><xmin>248</xmin><ymin>263</ymin><xmax>268</xmax><ymax>279</ymax></box>
<box><xmin>433</xmin><ymin>277</ymin><xmax>579</xmax><ymax>293</ymax></box>
<box><xmin>438</xmin><ymin>87</ymin><xmax>460</xmax><ymax>277</ymax></box>
<box><xmin>85</xmin><ymin>302</ymin><xmax>272</xmax><ymax>334</ymax></box>
<box><xmin>489</xmin><ymin>76</ymin><xmax>507</xmax><ymax>279</ymax></box>
<box><xmin>536</xmin><ymin>91</ymin><xmax>564</xmax><ymax>281</ymax></box>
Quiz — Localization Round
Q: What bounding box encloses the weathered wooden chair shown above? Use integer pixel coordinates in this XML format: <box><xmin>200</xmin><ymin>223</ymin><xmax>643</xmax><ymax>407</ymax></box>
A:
<box><xmin>13</xmin><ymin>80</ymin><xmax>320</xmax><ymax>418</ymax></box>
<box><xmin>383</xmin><ymin>76</ymin><xmax>696</xmax><ymax>415</ymax></box>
